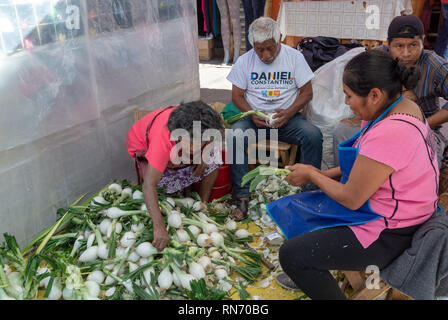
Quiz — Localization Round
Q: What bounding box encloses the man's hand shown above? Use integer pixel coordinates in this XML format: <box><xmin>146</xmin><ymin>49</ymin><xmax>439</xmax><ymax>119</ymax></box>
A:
<box><xmin>285</xmin><ymin>163</ymin><xmax>318</xmax><ymax>186</ymax></box>
<box><xmin>152</xmin><ymin>222</ymin><xmax>170</xmax><ymax>252</ymax></box>
<box><xmin>270</xmin><ymin>108</ymin><xmax>295</xmax><ymax>128</ymax></box>
<box><xmin>250</xmin><ymin>112</ymin><xmax>270</xmax><ymax>128</ymax></box>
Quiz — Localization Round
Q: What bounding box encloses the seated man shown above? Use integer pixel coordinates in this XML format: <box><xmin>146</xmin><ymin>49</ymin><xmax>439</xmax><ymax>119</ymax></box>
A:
<box><xmin>226</xmin><ymin>17</ymin><xmax>323</xmax><ymax>220</ymax></box>
<box><xmin>333</xmin><ymin>15</ymin><xmax>448</xmax><ymax>169</ymax></box>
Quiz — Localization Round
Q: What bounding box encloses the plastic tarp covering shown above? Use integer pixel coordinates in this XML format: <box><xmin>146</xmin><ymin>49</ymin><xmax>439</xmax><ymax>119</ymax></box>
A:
<box><xmin>305</xmin><ymin>47</ymin><xmax>365</xmax><ymax>170</ymax></box>
<box><xmin>0</xmin><ymin>0</ymin><xmax>200</xmax><ymax>246</ymax></box>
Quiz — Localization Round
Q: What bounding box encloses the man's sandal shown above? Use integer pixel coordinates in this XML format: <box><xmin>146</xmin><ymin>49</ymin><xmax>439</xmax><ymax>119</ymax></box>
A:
<box><xmin>230</xmin><ymin>199</ymin><xmax>249</xmax><ymax>222</ymax></box>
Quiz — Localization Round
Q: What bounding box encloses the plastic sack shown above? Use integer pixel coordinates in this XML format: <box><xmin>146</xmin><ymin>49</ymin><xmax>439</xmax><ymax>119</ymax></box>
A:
<box><xmin>305</xmin><ymin>47</ymin><xmax>366</xmax><ymax>170</ymax></box>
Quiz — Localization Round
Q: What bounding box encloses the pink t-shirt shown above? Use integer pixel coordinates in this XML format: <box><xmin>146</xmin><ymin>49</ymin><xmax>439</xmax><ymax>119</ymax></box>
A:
<box><xmin>348</xmin><ymin>114</ymin><xmax>439</xmax><ymax>248</ymax></box>
<box><xmin>126</xmin><ymin>107</ymin><xmax>177</xmax><ymax>173</ymax></box>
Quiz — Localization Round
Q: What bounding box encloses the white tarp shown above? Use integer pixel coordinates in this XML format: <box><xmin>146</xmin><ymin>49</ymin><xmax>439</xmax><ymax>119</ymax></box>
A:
<box><xmin>0</xmin><ymin>0</ymin><xmax>200</xmax><ymax>245</ymax></box>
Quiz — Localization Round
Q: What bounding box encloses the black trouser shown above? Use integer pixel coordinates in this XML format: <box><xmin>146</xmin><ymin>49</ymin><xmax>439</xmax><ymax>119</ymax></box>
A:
<box><xmin>279</xmin><ymin>225</ymin><xmax>420</xmax><ymax>300</ymax></box>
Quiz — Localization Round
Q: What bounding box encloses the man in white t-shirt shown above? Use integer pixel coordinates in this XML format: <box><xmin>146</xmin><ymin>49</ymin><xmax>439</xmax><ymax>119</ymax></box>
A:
<box><xmin>226</xmin><ymin>17</ymin><xmax>323</xmax><ymax>220</ymax></box>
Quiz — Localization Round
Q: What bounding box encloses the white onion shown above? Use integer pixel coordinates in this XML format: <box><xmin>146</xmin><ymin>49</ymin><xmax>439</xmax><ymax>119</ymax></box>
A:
<box><xmin>208</xmin><ymin>247</ymin><xmax>218</xmax><ymax>253</ymax></box>
<box><xmin>108</xmin><ymin>183</ymin><xmax>123</xmax><ymax>195</ymax></box>
<box><xmin>131</xmin><ymin>223</ymin><xmax>145</xmax><ymax>233</ymax></box>
<box><xmin>192</xmin><ymin>201</ymin><xmax>202</xmax><ymax>212</ymax></box>
<box><xmin>105</xmin><ymin>287</ymin><xmax>116</xmax><ymax>297</ymax></box>
<box><xmin>138</xmin><ymin>257</ymin><xmax>151</xmax><ymax>266</ymax></box>
<box><xmin>84</xmin><ymin>228</ymin><xmax>91</xmax><ymax>239</ymax></box>
<box><xmin>143</xmin><ymin>267</ymin><xmax>155</xmax><ymax>287</ymax></box>
<box><xmin>132</xmin><ymin>190</ymin><xmax>144</xmax><ymax>200</ymax></box>
<box><xmin>174</xmin><ymin>198</ymin><xmax>195</xmax><ymax>208</ymax></box>
<box><xmin>175</xmin><ymin>229</ymin><xmax>190</xmax><ymax>242</ymax></box>
<box><xmin>224</xmin><ymin>219</ymin><xmax>237</xmax><ymax>231</ymax></box>
<box><xmin>62</xmin><ymin>286</ymin><xmax>73</xmax><ymax>300</ymax></box>
<box><xmin>165</xmin><ymin>197</ymin><xmax>176</xmax><ymax>208</ymax></box>
<box><xmin>91</xmin><ymin>196</ymin><xmax>110</xmax><ymax>207</ymax></box>
<box><xmin>167</xmin><ymin>212</ymin><xmax>182</xmax><ymax>229</ymax></box>
<box><xmin>203</xmin><ymin>223</ymin><xmax>218</xmax><ymax>234</ymax></box>
<box><xmin>188</xmin><ymin>225</ymin><xmax>201</xmax><ymax>236</ymax></box>
<box><xmin>115</xmin><ymin>223</ymin><xmax>122</xmax><ymax>234</ymax></box>
<box><xmin>235</xmin><ymin>229</ymin><xmax>251</xmax><ymax>239</ymax></box>
<box><xmin>86</xmin><ymin>233</ymin><xmax>96</xmax><ymax>248</ymax></box>
<box><xmin>116</xmin><ymin>246</ymin><xmax>127</xmax><ymax>259</ymax></box>
<box><xmin>172</xmin><ymin>272</ymin><xmax>182</xmax><ymax>288</ymax></box>
<box><xmin>265</xmin><ymin>112</ymin><xmax>278</xmax><ymax>126</ymax></box>
<box><xmin>105</xmin><ymin>207</ymin><xmax>127</xmax><ymax>219</ymax></box>
<box><xmin>197</xmin><ymin>256</ymin><xmax>212</xmax><ymax>271</ymax></box>
<box><xmin>99</xmin><ymin>219</ymin><xmax>112</xmax><ymax>236</ymax></box>
<box><xmin>158</xmin><ymin>268</ymin><xmax>173</xmax><ymax>290</ymax></box>
<box><xmin>189</xmin><ymin>262</ymin><xmax>206</xmax><ymax>280</ymax></box>
<box><xmin>198</xmin><ymin>212</ymin><xmax>208</xmax><ymax>221</ymax></box>
<box><xmin>210</xmin><ymin>251</ymin><xmax>222</xmax><ymax>260</ymax></box>
<box><xmin>46</xmin><ymin>279</ymin><xmax>62</xmax><ymax>300</ymax></box>
<box><xmin>114</xmin><ymin>263</ymin><xmax>126</xmax><ymax>277</ymax></box>
<box><xmin>3</xmin><ymin>265</ymin><xmax>11</xmax><ymax>276</ymax></box>
<box><xmin>217</xmin><ymin>279</ymin><xmax>232</xmax><ymax>292</ymax></box>
<box><xmin>122</xmin><ymin>187</ymin><xmax>133</xmax><ymax>198</ymax></box>
<box><xmin>87</xmin><ymin>270</ymin><xmax>105</xmax><ymax>284</ymax></box>
<box><xmin>104</xmin><ymin>263</ymin><xmax>115</xmax><ymax>271</ymax></box>
<box><xmin>140</xmin><ymin>204</ymin><xmax>147</xmax><ymax>211</ymax></box>
<box><xmin>37</xmin><ymin>267</ymin><xmax>50</xmax><ymax>288</ymax></box>
<box><xmin>128</xmin><ymin>262</ymin><xmax>139</xmax><ymax>273</ymax></box>
<box><xmin>97</xmin><ymin>244</ymin><xmax>109</xmax><ymax>260</ymax></box>
<box><xmin>84</xmin><ymin>281</ymin><xmax>100</xmax><ymax>298</ymax></box>
<box><xmin>196</xmin><ymin>234</ymin><xmax>212</xmax><ymax>247</ymax></box>
<box><xmin>120</xmin><ymin>231</ymin><xmax>136</xmax><ymax>248</ymax></box>
<box><xmin>210</xmin><ymin>232</ymin><xmax>224</xmax><ymax>247</ymax></box>
<box><xmin>78</xmin><ymin>246</ymin><xmax>98</xmax><ymax>262</ymax></box>
<box><xmin>136</xmin><ymin>242</ymin><xmax>158</xmax><ymax>258</ymax></box>
<box><xmin>123</xmin><ymin>279</ymin><xmax>134</xmax><ymax>295</ymax></box>
<box><xmin>180</xmin><ymin>274</ymin><xmax>196</xmax><ymax>290</ymax></box>
<box><xmin>214</xmin><ymin>268</ymin><xmax>228</xmax><ymax>280</ymax></box>
<box><xmin>127</xmin><ymin>251</ymin><xmax>141</xmax><ymax>263</ymax></box>
<box><xmin>104</xmin><ymin>275</ymin><xmax>116</xmax><ymax>286</ymax></box>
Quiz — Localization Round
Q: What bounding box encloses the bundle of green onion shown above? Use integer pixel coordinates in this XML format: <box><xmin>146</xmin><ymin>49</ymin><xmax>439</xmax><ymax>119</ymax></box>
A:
<box><xmin>241</xmin><ymin>165</ymin><xmax>291</xmax><ymax>192</ymax></box>
<box><xmin>0</xmin><ymin>181</ymin><xmax>261</xmax><ymax>301</ymax></box>
<box><xmin>225</xmin><ymin>110</ymin><xmax>270</xmax><ymax>126</ymax></box>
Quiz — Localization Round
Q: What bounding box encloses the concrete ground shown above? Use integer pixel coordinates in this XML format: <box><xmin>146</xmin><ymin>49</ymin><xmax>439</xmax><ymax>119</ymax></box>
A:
<box><xmin>199</xmin><ymin>58</ymin><xmax>233</xmax><ymax>105</ymax></box>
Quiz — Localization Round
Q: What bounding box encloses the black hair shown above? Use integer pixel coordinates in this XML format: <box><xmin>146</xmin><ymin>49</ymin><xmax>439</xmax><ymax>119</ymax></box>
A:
<box><xmin>343</xmin><ymin>50</ymin><xmax>420</xmax><ymax>98</ymax></box>
<box><xmin>167</xmin><ymin>100</ymin><xmax>224</xmax><ymax>137</ymax></box>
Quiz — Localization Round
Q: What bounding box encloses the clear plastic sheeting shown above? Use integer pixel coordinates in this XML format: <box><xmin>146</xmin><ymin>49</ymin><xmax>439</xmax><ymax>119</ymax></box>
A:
<box><xmin>305</xmin><ymin>47</ymin><xmax>366</xmax><ymax>170</ymax></box>
<box><xmin>0</xmin><ymin>0</ymin><xmax>200</xmax><ymax>246</ymax></box>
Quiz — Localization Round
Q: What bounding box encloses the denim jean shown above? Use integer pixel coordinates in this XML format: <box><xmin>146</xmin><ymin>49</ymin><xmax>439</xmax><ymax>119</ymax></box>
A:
<box><xmin>242</xmin><ymin>0</ymin><xmax>266</xmax><ymax>51</ymax></box>
<box><xmin>435</xmin><ymin>3</ymin><xmax>448</xmax><ymax>60</ymax></box>
<box><xmin>228</xmin><ymin>112</ymin><xmax>323</xmax><ymax>198</ymax></box>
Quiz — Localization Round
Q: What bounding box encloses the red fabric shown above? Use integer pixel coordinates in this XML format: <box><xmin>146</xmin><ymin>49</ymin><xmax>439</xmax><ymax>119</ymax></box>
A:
<box><xmin>126</xmin><ymin>107</ymin><xmax>177</xmax><ymax>173</ymax></box>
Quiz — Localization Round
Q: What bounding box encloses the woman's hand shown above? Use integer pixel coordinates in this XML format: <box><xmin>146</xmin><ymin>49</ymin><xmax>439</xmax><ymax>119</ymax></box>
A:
<box><xmin>285</xmin><ymin>164</ymin><xmax>318</xmax><ymax>186</ymax></box>
<box><xmin>152</xmin><ymin>222</ymin><xmax>170</xmax><ymax>252</ymax></box>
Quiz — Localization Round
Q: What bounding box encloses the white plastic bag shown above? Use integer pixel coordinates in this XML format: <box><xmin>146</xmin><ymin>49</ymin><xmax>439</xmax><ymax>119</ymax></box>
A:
<box><xmin>305</xmin><ymin>47</ymin><xmax>366</xmax><ymax>169</ymax></box>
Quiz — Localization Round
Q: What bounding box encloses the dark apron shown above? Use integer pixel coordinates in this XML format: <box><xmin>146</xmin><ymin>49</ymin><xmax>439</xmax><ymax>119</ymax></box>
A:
<box><xmin>266</xmin><ymin>96</ymin><xmax>404</xmax><ymax>240</ymax></box>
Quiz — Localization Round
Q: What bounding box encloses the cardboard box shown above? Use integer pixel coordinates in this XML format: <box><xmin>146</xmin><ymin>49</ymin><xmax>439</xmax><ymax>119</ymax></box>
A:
<box><xmin>198</xmin><ymin>39</ymin><xmax>214</xmax><ymax>60</ymax></box>
<box><xmin>198</xmin><ymin>38</ymin><xmax>214</xmax><ymax>50</ymax></box>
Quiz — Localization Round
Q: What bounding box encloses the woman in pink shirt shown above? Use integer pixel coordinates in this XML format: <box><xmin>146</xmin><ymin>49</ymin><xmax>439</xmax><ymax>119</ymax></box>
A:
<box><xmin>272</xmin><ymin>50</ymin><xmax>439</xmax><ymax>299</ymax></box>
<box><xmin>126</xmin><ymin>101</ymin><xmax>224</xmax><ymax>251</ymax></box>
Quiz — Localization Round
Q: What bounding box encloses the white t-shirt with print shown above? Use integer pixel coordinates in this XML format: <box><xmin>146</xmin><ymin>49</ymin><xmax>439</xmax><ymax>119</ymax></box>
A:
<box><xmin>227</xmin><ymin>44</ymin><xmax>314</xmax><ymax>113</ymax></box>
